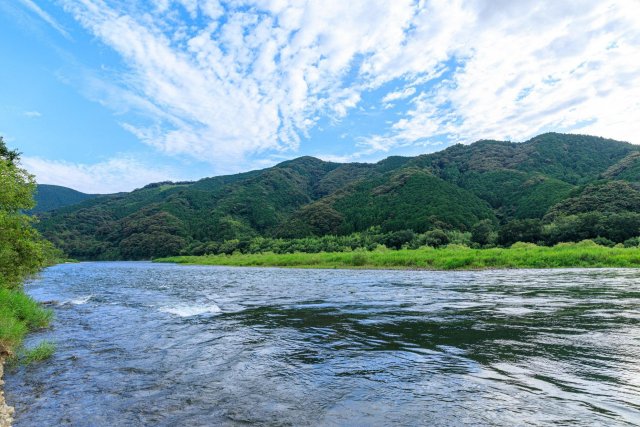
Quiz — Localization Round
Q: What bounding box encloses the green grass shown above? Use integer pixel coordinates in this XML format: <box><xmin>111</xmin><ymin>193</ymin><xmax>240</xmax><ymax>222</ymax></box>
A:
<box><xmin>20</xmin><ymin>341</ymin><xmax>55</xmax><ymax>364</ymax></box>
<box><xmin>0</xmin><ymin>288</ymin><xmax>53</xmax><ymax>355</ymax></box>
<box><xmin>155</xmin><ymin>241</ymin><xmax>640</xmax><ymax>270</ymax></box>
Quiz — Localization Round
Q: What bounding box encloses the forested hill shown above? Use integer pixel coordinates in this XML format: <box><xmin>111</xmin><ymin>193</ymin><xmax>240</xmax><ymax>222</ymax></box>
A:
<box><xmin>36</xmin><ymin>133</ymin><xmax>640</xmax><ymax>260</ymax></box>
<box><xmin>31</xmin><ymin>184</ymin><xmax>100</xmax><ymax>213</ymax></box>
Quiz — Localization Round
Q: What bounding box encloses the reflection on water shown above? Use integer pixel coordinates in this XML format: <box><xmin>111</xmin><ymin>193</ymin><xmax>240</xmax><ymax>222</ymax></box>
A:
<box><xmin>6</xmin><ymin>263</ymin><xmax>640</xmax><ymax>426</ymax></box>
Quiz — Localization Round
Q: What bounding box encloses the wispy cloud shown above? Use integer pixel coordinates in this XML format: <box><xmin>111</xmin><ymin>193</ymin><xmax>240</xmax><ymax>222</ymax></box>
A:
<box><xmin>21</xmin><ymin>155</ymin><xmax>183</xmax><ymax>193</ymax></box>
<box><xmin>53</xmin><ymin>0</ymin><xmax>640</xmax><ymax>164</ymax></box>
<box><xmin>57</xmin><ymin>0</ymin><xmax>419</xmax><ymax>164</ymax></box>
<box><xmin>359</xmin><ymin>0</ymin><xmax>640</xmax><ymax>152</ymax></box>
<box><xmin>18</xmin><ymin>0</ymin><xmax>71</xmax><ymax>39</ymax></box>
<box><xmin>382</xmin><ymin>87</ymin><xmax>416</xmax><ymax>104</ymax></box>
<box><xmin>23</xmin><ymin>110</ymin><xmax>42</xmax><ymax>118</ymax></box>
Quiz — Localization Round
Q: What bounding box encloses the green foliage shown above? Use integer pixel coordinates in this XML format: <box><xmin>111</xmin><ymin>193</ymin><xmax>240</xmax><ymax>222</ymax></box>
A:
<box><xmin>516</xmin><ymin>133</ymin><xmax>636</xmax><ymax>184</ymax></box>
<box><xmin>471</xmin><ymin>220</ymin><xmax>495</xmax><ymax>246</ymax></box>
<box><xmin>421</xmin><ymin>229</ymin><xmax>450</xmax><ymax>248</ymax></box>
<box><xmin>382</xmin><ymin>230</ymin><xmax>416</xmax><ymax>249</ymax></box>
<box><xmin>0</xmin><ymin>289</ymin><xmax>52</xmax><ymax>353</ymax></box>
<box><xmin>157</xmin><ymin>243</ymin><xmax>640</xmax><ymax>270</ymax></box>
<box><xmin>0</xmin><ymin>137</ymin><xmax>54</xmax><ymax>354</ymax></box>
<box><xmin>31</xmin><ymin>184</ymin><xmax>98</xmax><ymax>213</ymax></box>
<box><xmin>545</xmin><ymin>181</ymin><xmax>640</xmax><ymax>219</ymax></box>
<box><xmin>0</xmin><ymin>138</ymin><xmax>52</xmax><ymax>289</ymax></box>
<box><xmin>601</xmin><ymin>152</ymin><xmax>640</xmax><ymax>181</ymax></box>
<box><xmin>624</xmin><ymin>237</ymin><xmax>640</xmax><ymax>247</ymax></box>
<box><xmin>20</xmin><ymin>341</ymin><xmax>55</xmax><ymax>364</ymax></box>
<box><xmin>35</xmin><ymin>133</ymin><xmax>640</xmax><ymax>260</ymax></box>
<box><xmin>331</xmin><ymin>169</ymin><xmax>495</xmax><ymax>234</ymax></box>
<box><xmin>543</xmin><ymin>212</ymin><xmax>640</xmax><ymax>245</ymax></box>
<box><xmin>0</xmin><ymin>137</ymin><xmax>19</xmax><ymax>164</ymax></box>
<box><xmin>458</xmin><ymin>171</ymin><xmax>574</xmax><ymax>220</ymax></box>
<box><xmin>592</xmin><ymin>236</ymin><xmax>615</xmax><ymax>247</ymax></box>
<box><xmin>498</xmin><ymin>219</ymin><xmax>544</xmax><ymax>246</ymax></box>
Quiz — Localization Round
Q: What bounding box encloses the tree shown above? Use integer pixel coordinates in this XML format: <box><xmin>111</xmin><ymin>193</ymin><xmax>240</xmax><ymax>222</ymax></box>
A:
<box><xmin>0</xmin><ymin>137</ymin><xmax>19</xmax><ymax>164</ymax></box>
<box><xmin>422</xmin><ymin>229</ymin><xmax>449</xmax><ymax>248</ymax></box>
<box><xmin>1</xmin><ymin>137</ymin><xmax>56</xmax><ymax>355</ymax></box>
<box><xmin>471</xmin><ymin>220</ymin><xmax>495</xmax><ymax>246</ymax></box>
<box><xmin>0</xmin><ymin>137</ymin><xmax>51</xmax><ymax>288</ymax></box>
<box><xmin>382</xmin><ymin>229</ymin><xmax>415</xmax><ymax>249</ymax></box>
<box><xmin>498</xmin><ymin>219</ymin><xmax>543</xmax><ymax>246</ymax></box>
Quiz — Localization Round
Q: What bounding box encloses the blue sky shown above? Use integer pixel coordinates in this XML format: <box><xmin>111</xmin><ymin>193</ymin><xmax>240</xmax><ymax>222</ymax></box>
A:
<box><xmin>2</xmin><ymin>0</ymin><xmax>639</xmax><ymax>193</ymax></box>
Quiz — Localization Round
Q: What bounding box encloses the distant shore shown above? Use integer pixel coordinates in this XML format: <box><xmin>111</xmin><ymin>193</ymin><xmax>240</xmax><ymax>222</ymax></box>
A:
<box><xmin>155</xmin><ymin>242</ymin><xmax>640</xmax><ymax>270</ymax></box>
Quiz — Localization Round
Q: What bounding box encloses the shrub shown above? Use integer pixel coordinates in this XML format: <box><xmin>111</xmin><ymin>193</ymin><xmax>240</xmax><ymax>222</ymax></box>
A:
<box><xmin>498</xmin><ymin>219</ymin><xmax>544</xmax><ymax>246</ymax></box>
<box><xmin>350</xmin><ymin>253</ymin><xmax>367</xmax><ymax>266</ymax></box>
<box><xmin>592</xmin><ymin>236</ymin><xmax>615</xmax><ymax>247</ymax></box>
<box><xmin>383</xmin><ymin>230</ymin><xmax>416</xmax><ymax>249</ymax></box>
<box><xmin>471</xmin><ymin>220</ymin><xmax>495</xmax><ymax>246</ymax></box>
<box><xmin>422</xmin><ymin>229</ymin><xmax>450</xmax><ymax>248</ymax></box>
<box><xmin>575</xmin><ymin>239</ymin><xmax>601</xmax><ymax>247</ymax></box>
<box><xmin>624</xmin><ymin>237</ymin><xmax>640</xmax><ymax>248</ymax></box>
<box><xmin>510</xmin><ymin>242</ymin><xmax>538</xmax><ymax>249</ymax></box>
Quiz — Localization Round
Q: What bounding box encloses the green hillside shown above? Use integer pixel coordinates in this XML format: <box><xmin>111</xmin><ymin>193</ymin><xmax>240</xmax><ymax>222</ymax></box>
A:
<box><xmin>36</xmin><ymin>133</ymin><xmax>640</xmax><ymax>260</ymax></box>
<box><xmin>31</xmin><ymin>184</ymin><xmax>100</xmax><ymax>213</ymax></box>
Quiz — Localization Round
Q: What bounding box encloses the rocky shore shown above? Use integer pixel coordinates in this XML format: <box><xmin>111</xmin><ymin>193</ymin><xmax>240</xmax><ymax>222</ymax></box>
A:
<box><xmin>0</xmin><ymin>358</ymin><xmax>14</xmax><ymax>427</ymax></box>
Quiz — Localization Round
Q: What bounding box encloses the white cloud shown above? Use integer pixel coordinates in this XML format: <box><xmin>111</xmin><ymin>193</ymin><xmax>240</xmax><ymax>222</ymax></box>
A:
<box><xmin>18</xmin><ymin>0</ymin><xmax>71</xmax><ymax>39</ymax></box>
<box><xmin>57</xmin><ymin>0</ymin><xmax>419</xmax><ymax>163</ymax></box>
<box><xmin>361</xmin><ymin>0</ymin><xmax>640</xmax><ymax>151</ymax></box>
<box><xmin>23</xmin><ymin>111</ymin><xmax>42</xmax><ymax>118</ymax></box>
<box><xmin>54</xmin><ymin>0</ymin><xmax>640</xmax><ymax>164</ymax></box>
<box><xmin>21</xmin><ymin>155</ymin><xmax>182</xmax><ymax>194</ymax></box>
<box><xmin>382</xmin><ymin>87</ymin><xmax>416</xmax><ymax>104</ymax></box>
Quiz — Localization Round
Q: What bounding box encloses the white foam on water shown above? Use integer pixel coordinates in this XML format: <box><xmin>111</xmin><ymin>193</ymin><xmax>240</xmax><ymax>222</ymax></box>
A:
<box><xmin>160</xmin><ymin>303</ymin><xmax>222</xmax><ymax>317</ymax></box>
<box><xmin>65</xmin><ymin>295</ymin><xmax>93</xmax><ymax>305</ymax></box>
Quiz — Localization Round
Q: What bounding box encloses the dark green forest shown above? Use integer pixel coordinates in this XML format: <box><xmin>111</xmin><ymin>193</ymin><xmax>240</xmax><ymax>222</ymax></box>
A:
<box><xmin>34</xmin><ymin>133</ymin><xmax>640</xmax><ymax>260</ymax></box>
<box><xmin>31</xmin><ymin>184</ymin><xmax>99</xmax><ymax>213</ymax></box>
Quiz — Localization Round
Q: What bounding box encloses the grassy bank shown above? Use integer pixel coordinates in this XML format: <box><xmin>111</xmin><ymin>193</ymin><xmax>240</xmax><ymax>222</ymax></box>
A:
<box><xmin>0</xmin><ymin>289</ymin><xmax>52</xmax><ymax>356</ymax></box>
<box><xmin>155</xmin><ymin>242</ymin><xmax>640</xmax><ymax>270</ymax></box>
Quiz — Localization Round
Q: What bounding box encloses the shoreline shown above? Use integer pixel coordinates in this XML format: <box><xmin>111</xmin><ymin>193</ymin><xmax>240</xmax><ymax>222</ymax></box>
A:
<box><xmin>153</xmin><ymin>263</ymin><xmax>640</xmax><ymax>272</ymax></box>
<box><xmin>155</xmin><ymin>243</ymin><xmax>640</xmax><ymax>271</ymax></box>
<box><xmin>0</xmin><ymin>358</ymin><xmax>14</xmax><ymax>427</ymax></box>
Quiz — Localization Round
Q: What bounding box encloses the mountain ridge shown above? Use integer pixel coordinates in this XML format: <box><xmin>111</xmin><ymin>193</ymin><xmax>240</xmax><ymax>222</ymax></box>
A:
<box><xmin>36</xmin><ymin>132</ymin><xmax>640</xmax><ymax>259</ymax></box>
<box><xmin>31</xmin><ymin>184</ymin><xmax>101</xmax><ymax>213</ymax></box>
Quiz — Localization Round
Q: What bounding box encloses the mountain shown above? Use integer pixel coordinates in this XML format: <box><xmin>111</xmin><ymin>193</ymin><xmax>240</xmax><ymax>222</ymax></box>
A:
<box><xmin>31</xmin><ymin>184</ymin><xmax>100</xmax><ymax>213</ymax></box>
<box><xmin>35</xmin><ymin>133</ymin><xmax>640</xmax><ymax>259</ymax></box>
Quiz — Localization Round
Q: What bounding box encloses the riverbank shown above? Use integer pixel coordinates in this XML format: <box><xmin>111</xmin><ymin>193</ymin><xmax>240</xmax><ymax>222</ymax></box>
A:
<box><xmin>0</xmin><ymin>289</ymin><xmax>54</xmax><ymax>427</ymax></box>
<box><xmin>155</xmin><ymin>242</ymin><xmax>640</xmax><ymax>270</ymax></box>
<box><xmin>0</xmin><ymin>358</ymin><xmax>13</xmax><ymax>427</ymax></box>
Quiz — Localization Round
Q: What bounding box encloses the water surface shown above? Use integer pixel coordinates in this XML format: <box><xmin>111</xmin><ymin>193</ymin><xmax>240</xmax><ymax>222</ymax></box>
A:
<box><xmin>6</xmin><ymin>262</ymin><xmax>640</xmax><ymax>426</ymax></box>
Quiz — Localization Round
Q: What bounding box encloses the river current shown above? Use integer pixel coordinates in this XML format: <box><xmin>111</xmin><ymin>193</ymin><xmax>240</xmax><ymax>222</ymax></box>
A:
<box><xmin>6</xmin><ymin>262</ymin><xmax>640</xmax><ymax>426</ymax></box>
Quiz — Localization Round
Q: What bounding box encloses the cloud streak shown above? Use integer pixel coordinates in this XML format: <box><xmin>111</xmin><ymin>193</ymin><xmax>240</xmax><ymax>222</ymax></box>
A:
<box><xmin>366</xmin><ymin>0</ymin><xmax>640</xmax><ymax>151</ymax></box>
<box><xmin>53</xmin><ymin>0</ymin><xmax>640</xmax><ymax>165</ymax></box>
<box><xmin>18</xmin><ymin>0</ymin><xmax>71</xmax><ymax>39</ymax></box>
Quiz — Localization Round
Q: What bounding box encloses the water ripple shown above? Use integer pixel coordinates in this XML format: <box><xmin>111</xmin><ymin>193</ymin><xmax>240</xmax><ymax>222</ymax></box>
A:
<box><xmin>5</xmin><ymin>263</ymin><xmax>640</xmax><ymax>426</ymax></box>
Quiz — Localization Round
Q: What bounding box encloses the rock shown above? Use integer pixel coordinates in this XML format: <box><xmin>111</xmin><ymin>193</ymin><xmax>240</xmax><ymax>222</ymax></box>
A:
<box><xmin>0</xmin><ymin>357</ymin><xmax>14</xmax><ymax>427</ymax></box>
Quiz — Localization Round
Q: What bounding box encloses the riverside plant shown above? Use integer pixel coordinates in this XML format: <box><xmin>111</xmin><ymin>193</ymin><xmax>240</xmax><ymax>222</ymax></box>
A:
<box><xmin>156</xmin><ymin>240</ymin><xmax>640</xmax><ymax>270</ymax></box>
<box><xmin>0</xmin><ymin>289</ymin><xmax>53</xmax><ymax>361</ymax></box>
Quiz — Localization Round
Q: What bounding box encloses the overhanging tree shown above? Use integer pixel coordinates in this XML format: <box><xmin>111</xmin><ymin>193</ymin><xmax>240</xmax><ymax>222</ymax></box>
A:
<box><xmin>0</xmin><ymin>136</ymin><xmax>50</xmax><ymax>288</ymax></box>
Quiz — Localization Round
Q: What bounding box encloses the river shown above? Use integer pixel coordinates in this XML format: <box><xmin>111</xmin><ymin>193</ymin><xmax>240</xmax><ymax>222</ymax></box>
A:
<box><xmin>6</xmin><ymin>262</ymin><xmax>640</xmax><ymax>426</ymax></box>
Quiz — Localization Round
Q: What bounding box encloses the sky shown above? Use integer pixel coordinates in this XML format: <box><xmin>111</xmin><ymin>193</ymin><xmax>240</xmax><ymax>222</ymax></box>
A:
<box><xmin>1</xmin><ymin>0</ymin><xmax>639</xmax><ymax>193</ymax></box>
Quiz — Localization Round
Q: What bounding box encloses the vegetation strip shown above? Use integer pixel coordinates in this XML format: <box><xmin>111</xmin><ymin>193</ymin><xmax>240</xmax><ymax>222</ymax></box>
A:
<box><xmin>1</xmin><ymin>138</ymin><xmax>58</xmax><ymax>426</ymax></box>
<box><xmin>156</xmin><ymin>241</ymin><xmax>640</xmax><ymax>270</ymax></box>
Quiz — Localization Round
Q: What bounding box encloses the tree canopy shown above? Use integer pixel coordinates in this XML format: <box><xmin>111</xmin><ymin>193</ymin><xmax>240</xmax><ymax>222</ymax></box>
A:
<box><xmin>0</xmin><ymin>137</ymin><xmax>51</xmax><ymax>288</ymax></box>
